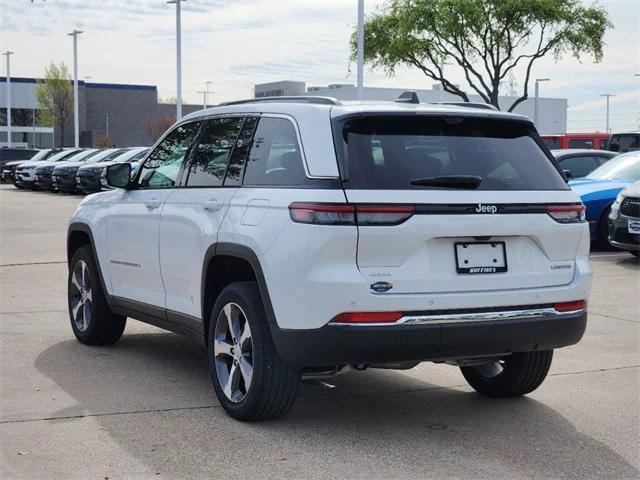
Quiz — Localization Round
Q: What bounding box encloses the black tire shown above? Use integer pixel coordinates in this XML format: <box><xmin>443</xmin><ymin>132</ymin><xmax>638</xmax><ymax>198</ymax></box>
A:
<box><xmin>460</xmin><ymin>350</ymin><xmax>553</xmax><ymax>398</ymax></box>
<box><xmin>596</xmin><ymin>206</ymin><xmax>613</xmax><ymax>249</ymax></box>
<box><xmin>68</xmin><ymin>245</ymin><xmax>126</xmax><ymax>345</ymax></box>
<box><xmin>207</xmin><ymin>281</ymin><xmax>301</xmax><ymax>421</ymax></box>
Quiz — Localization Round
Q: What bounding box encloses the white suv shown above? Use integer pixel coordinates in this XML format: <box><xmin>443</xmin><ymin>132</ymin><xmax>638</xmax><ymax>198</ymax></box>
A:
<box><xmin>66</xmin><ymin>96</ymin><xmax>592</xmax><ymax>421</ymax></box>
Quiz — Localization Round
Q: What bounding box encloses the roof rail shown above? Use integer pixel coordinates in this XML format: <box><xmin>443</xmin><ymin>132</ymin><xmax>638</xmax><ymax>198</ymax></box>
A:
<box><xmin>219</xmin><ymin>96</ymin><xmax>341</xmax><ymax>107</ymax></box>
<box><xmin>395</xmin><ymin>91</ymin><xmax>420</xmax><ymax>104</ymax></box>
<box><xmin>436</xmin><ymin>101</ymin><xmax>498</xmax><ymax>111</ymax></box>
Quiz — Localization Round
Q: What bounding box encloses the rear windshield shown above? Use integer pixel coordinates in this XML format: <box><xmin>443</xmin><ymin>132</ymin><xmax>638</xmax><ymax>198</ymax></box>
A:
<box><xmin>338</xmin><ymin>116</ymin><xmax>568</xmax><ymax>190</ymax></box>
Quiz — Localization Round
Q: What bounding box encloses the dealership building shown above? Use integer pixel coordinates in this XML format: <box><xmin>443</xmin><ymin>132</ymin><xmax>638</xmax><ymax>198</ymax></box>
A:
<box><xmin>254</xmin><ymin>80</ymin><xmax>568</xmax><ymax>134</ymax></box>
<box><xmin>0</xmin><ymin>77</ymin><xmax>201</xmax><ymax>148</ymax></box>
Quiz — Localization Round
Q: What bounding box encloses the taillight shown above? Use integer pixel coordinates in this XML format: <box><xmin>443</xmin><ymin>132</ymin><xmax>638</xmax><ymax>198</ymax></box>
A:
<box><xmin>288</xmin><ymin>203</ymin><xmax>355</xmax><ymax>225</ymax></box>
<box><xmin>356</xmin><ymin>205</ymin><xmax>415</xmax><ymax>226</ymax></box>
<box><xmin>554</xmin><ymin>300</ymin><xmax>587</xmax><ymax>312</ymax></box>
<box><xmin>330</xmin><ymin>311</ymin><xmax>404</xmax><ymax>324</ymax></box>
<box><xmin>289</xmin><ymin>203</ymin><xmax>414</xmax><ymax>226</ymax></box>
<box><xmin>547</xmin><ymin>204</ymin><xmax>586</xmax><ymax>223</ymax></box>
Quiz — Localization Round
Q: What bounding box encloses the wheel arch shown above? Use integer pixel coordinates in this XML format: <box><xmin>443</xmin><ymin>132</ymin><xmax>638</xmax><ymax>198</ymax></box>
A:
<box><xmin>67</xmin><ymin>222</ymin><xmax>113</xmax><ymax>307</ymax></box>
<box><xmin>201</xmin><ymin>243</ymin><xmax>278</xmax><ymax>342</ymax></box>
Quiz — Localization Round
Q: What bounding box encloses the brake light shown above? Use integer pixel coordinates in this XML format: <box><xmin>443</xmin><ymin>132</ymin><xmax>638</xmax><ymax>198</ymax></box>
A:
<box><xmin>554</xmin><ymin>300</ymin><xmax>587</xmax><ymax>312</ymax></box>
<box><xmin>547</xmin><ymin>204</ymin><xmax>586</xmax><ymax>223</ymax></box>
<box><xmin>289</xmin><ymin>203</ymin><xmax>414</xmax><ymax>226</ymax></box>
<box><xmin>330</xmin><ymin>311</ymin><xmax>404</xmax><ymax>324</ymax></box>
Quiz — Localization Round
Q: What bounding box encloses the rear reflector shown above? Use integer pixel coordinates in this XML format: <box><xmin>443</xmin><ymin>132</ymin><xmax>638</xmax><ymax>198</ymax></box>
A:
<box><xmin>547</xmin><ymin>204</ymin><xmax>586</xmax><ymax>223</ymax></box>
<box><xmin>554</xmin><ymin>300</ymin><xmax>587</xmax><ymax>312</ymax></box>
<box><xmin>330</xmin><ymin>311</ymin><xmax>404</xmax><ymax>324</ymax></box>
<box><xmin>289</xmin><ymin>203</ymin><xmax>414</xmax><ymax>226</ymax></box>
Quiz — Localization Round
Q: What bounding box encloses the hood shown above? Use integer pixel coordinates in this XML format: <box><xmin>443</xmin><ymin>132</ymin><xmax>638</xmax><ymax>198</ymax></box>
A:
<box><xmin>620</xmin><ymin>182</ymin><xmax>640</xmax><ymax>198</ymax></box>
<box><xmin>569</xmin><ymin>178</ymin><xmax>633</xmax><ymax>200</ymax></box>
<box><xmin>4</xmin><ymin>160</ymin><xmax>28</xmax><ymax>168</ymax></box>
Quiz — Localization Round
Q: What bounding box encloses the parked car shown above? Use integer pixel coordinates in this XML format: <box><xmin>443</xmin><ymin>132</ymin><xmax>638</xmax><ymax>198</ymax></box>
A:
<box><xmin>542</xmin><ymin>133</ymin><xmax>610</xmax><ymax>150</ymax></box>
<box><xmin>15</xmin><ymin>149</ymin><xmax>84</xmax><ymax>189</ymax></box>
<box><xmin>608</xmin><ymin>182</ymin><xmax>640</xmax><ymax>257</ymax></box>
<box><xmin>76</xmin><ymin>147</ymin><xmax>149</xmax><ymax>194</ymax></box>
<box><xmin>0</xmin><ymin>147</ymin><xmax>39</xmax><ymax>179</ymax></box>
<box><xmin>35</xmin><ymin>149</ymin><xmax>98</xmax><ymax>191</ymax></box>
<box><xmin>67</xmin><ymin>97</ymin><xmax>591</xmax><ymax>421</ymax></box>
<box><xmin>570</xmin><ymin>152</ymin><xmax>640</xmax><ymax>247</ymax></box>
<box><xmin>1</xmin><ymin>148</ymin><xmax>61</xmax><ymax>184</ymax></box>
<box><xmin>551</xmin><ymin>149</ymin><xmax>618</xmax><ymax>179</ymax></box>
<box><xmin>608</xmin><ymin>132</ymin><xmax>640</xmax><ymax>153</ymax></box>
<box><xmin>53</xmin><ymin>148</ymin><xmax>130</xmax><ymax>193</ymax></box>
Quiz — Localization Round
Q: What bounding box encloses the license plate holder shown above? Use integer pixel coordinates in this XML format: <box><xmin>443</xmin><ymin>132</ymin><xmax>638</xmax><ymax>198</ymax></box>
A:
<box><xmin>454</xmin><ymin>241</ymin><xmax>507</xmax><ymax>274</ymax></box>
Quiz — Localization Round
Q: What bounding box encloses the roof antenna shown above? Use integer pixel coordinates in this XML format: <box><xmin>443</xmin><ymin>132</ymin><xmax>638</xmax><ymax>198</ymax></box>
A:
<box><xmin>396</xmin><ymin>91</ymin><xmax>420</xmax><ymax>104</ymax></box>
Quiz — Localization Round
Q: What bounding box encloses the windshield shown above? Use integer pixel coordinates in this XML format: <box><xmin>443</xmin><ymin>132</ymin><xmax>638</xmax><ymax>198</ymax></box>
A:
<box><xmin>609</xmin><ymin>134</ymin><xmax>640</xmax><ymax>153</ymax></box>
<box><xmin>47</xmin><ymin>149</ymin><xmax>82</xmax><ymax>162</ymax></box>
<box><xmin>338</xmin><ymin>116</ymin><xmax>568</xmax><ymax>190</ymax></box>
<box><xmin>66</xmin><ymin>150</ymin><xmax>100</xmax><ymax>162</ymax></box>
<box><xmin>586</xmin><ymin>154</ymin><xmax>640</xmax><ymax>181</ymax></box>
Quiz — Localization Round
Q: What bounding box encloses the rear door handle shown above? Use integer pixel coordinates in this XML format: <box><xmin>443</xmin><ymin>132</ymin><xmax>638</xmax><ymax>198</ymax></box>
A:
<box><xmin>204</xmin><ymin>199</ymin><xmax>224</xmax><ymax>211</ymax></box>
<box><xmin>144</xmin><ymin>199</ymin><xmax>162</xmax><ymax>210</ymax></box>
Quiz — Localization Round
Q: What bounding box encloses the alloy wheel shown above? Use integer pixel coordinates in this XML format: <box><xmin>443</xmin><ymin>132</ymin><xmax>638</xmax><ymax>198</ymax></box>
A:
<box><xmin>213</xmin><ymin>302</ymin><xmax>254</xmax><ymax>403</ymax></box>
<box><xmin>69</xmin><ymin>259</ymin><xmax>93</xmax><ymax>332</ymax></box>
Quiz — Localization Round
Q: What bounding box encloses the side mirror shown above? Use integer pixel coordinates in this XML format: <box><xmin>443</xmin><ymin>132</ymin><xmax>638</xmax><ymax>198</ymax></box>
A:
<box><xmin>562</xmin><ymin>169</ymin><xmax>573</xmax><ymax>179</ymax></box>
<box><xmin>103</xmin><ymin>163</ymin><xmax>132</xmax><ymax>189</ymax></box>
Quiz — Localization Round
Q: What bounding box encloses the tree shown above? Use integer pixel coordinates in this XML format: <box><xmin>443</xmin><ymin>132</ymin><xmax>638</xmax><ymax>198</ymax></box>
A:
<box><xmin>35</xmin><ymin>63</ymin><xmax>73</xmax><ymax>147</ymax></box>
<box><xmin>145</xmin><ymin>116</ymin><xmax>176</xmax><ymax>142</ymax></box>
<box><xmin>353</xmin><ymin>0</ymin><xmax>611</xmax><ymax>111</ymax></box>
<box><xmin>95</xmin><ymin>135</ymin><xmax>116</xmax><ymax>148</ymax></box>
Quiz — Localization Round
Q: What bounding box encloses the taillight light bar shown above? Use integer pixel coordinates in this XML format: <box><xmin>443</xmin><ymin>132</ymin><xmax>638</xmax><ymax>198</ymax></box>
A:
<box><xmin>288</xmin><ymin>203</ymin><xmax>415</xmax><ymax>226</ymax></box>
<box><xmin>547</xmin><ymin>204</ymin><xmax>586</xmax><ymax>223</ymax></box>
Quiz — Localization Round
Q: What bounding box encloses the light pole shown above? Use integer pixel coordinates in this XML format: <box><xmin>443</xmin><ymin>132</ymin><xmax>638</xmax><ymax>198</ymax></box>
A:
<box><xmin>601</xmin><ymin>93</ymin><xmax>615</xmax><ymax>134</ymax></box>
<box><xmin>534</xmin><ymin>78</ymin><xmax>550</xmax><ymax>129</ymax></box>
<box><xmin>205</xmin><ymin>80</ymin><xmax>212</xmax><ymax>108</ymax></box>
<box><xmin>68</xmin><ymin>30</ymin><xmax>83</xmax><ymax>148</ymax></box>
<box><xmin>3</xmin><ymin>51</ymin><xmax>14</xmax><ymax>147</ymax></box>
<box><xmin>168</xmin><ymin>0</ymin><xmax>183</xmax><ymax>119</ymax></box>
<box><xmin>356</xmin><ymin>0</ymin><xmax>365</xmax><ymax>100</ymax></box>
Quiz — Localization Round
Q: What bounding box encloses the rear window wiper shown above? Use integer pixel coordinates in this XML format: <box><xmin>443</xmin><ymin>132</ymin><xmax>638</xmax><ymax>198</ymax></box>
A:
<box><xmin>410</xmin><ymin>175</ymin><xmax>483</xmax><ymax>189</ymax></box>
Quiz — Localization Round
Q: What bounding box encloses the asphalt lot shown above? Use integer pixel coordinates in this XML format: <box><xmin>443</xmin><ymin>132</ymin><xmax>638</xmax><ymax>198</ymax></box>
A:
<box><xmin>0</xmin><ymin>184</ymin><xmax>638</xmax><ymax>480</ymax></box>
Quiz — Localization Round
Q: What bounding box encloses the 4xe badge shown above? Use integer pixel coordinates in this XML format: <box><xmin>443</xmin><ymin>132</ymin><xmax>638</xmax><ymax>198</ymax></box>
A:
<box><xmin>370</xmin><ymin>281</ymin><xmax>393</xmax><ymax>293</ymax></box>
<box><xmin>475</xmin><ymin>204</ymin><xmax>498</xmax><ymax>214</ymax></box>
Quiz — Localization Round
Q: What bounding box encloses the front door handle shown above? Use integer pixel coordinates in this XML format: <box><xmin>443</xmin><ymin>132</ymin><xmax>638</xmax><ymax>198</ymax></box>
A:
<box><xmin>203</xmin><ymin>199</ymin><xmax>224</xmax><ymax>211</ymax></box>
<box><xmin>145</xmin><ymin>199</ymin><xmax>162</xmax><ymax>210</ymax></box>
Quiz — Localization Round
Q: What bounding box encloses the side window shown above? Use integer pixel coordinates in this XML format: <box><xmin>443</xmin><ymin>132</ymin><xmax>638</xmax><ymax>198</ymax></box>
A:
<box><xmin>243</xmin><ymin>117</ymin><xmax>307</xmax><ymax>186</ymax></box>
<box><xmin>599</xmin><ymin>139</ymin><xmax>609</xmax><ymax>150</ymax></box>
<box><xmin>137</xmin><ymin>122</ymin><xmax>201</xmax><ymax>188</ymax></box>
<box><xmin>560</xmin><ymin>156</ymin><xmax>599</xmax><ymax>177</ymax></box>
<box><xmin>185</xmin><ymin>117</ymin><xmax>244</xmax><ymax>187</ymax></box>
<box><xmin>568</xmin><ymin>138</ymin><xmax>594</xmax><ymax>149</ymax></box>
<box><xmin>225</xmin><ymin>117</ymin><xmax>258</xmax><ymax>186</ymax></box>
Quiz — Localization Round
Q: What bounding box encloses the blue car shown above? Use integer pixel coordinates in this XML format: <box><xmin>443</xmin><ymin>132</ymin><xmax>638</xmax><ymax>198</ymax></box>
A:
<box><xmin>569</xmin><ymin>152</ymin><xmax>640</xmax><ymax>247</ymax></box>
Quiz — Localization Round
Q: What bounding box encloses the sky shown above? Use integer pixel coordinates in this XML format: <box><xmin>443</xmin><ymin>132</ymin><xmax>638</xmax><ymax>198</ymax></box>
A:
<box><xmin>1</xmin><ymin>0</ymin><xmax>639</xmax><ymax>133</ymax></box>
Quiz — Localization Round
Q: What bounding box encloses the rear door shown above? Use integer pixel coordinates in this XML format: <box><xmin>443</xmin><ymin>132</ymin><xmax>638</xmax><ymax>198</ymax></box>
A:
<box><xmin>336</xmin><ymin>114</ymin><xmax>586</xmax><ymax>295</ymax></box>
<box><xmin>159</xmin><ymin>116</ymin><xmax>246</xmax><ymax>321</ymax></box>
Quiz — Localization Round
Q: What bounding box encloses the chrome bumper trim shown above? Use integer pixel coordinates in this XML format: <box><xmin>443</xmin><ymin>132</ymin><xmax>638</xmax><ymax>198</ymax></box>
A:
<box><xmin>331</xmin><ymin>307</ymin><xmax>586</xmax><ymax>327</ymax></box>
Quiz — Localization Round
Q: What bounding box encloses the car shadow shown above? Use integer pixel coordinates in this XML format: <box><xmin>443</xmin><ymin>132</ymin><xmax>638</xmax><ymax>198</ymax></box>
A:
<box><xmin>34</xmin><ymin>332</ymin><xmax>638</xmax><ymax>479</ymax></box>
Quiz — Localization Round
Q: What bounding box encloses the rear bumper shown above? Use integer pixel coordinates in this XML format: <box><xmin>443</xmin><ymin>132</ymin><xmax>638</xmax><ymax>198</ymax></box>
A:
<box><xmin>271</xmin><ymin>309</ymin><xmax>587</xmax><ymax>366</ymax></box>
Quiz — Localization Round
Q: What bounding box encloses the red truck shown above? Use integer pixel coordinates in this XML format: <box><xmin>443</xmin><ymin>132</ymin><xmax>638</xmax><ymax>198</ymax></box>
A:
<box><xmin>542</xmin><ymin>133</ymin><xmax>610</xmax><ymax>150</ymax></box>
